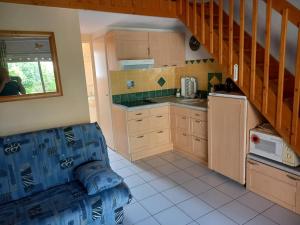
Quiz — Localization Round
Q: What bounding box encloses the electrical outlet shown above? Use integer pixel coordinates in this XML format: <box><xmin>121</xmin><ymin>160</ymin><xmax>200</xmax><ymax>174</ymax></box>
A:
<box><xmin>127</xmin><ymin>80</ymin><xmax>135</xmax><ymax>89</ymax></box>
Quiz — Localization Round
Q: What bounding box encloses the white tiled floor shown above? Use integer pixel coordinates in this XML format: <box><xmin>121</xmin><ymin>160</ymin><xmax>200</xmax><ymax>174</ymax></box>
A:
<box><xmin>108</xmin><ymin>149</ymin><xmax>300</xmax><ymax>225</ymax></box>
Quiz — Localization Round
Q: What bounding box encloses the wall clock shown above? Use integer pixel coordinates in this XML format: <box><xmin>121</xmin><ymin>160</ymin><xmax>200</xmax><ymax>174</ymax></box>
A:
<box><xmin>189</xmin><ymin>36</ymin><xmax>201</xmax><ymax>51</ymax></box>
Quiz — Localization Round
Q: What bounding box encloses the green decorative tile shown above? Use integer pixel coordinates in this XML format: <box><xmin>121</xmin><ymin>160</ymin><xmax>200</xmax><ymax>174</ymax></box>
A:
<box><xmin>120</xmin><ymin>94</ymin><xmax>129</xmax><ymax>103</ymax></box>
<box><xmin>155</xmin><ymin>90</ymin><xmax>162</xmax><ymax>97</ymax></box>
<box><xmin>112</xmin><ymin>95</ymin><xmax>121</xmax><ymax>104</ymax></box>
<box><xmin>157</xmin><ymin>77</ymin><xmax>166</xmax><ymax>87</ymax></box>
<box><xmin>162</xmin><ymin>89</ymin><xmax>169</xmax><ymax>96</ymax></box>
<box><xmin>143</xmin><ymin>91</ymin><xmax>149</xmax><ymax>99</ymax></box>
<box><xmin>136</xmin><ymin>92</ymin><xmax>143</xmax><ymax>100</ymax></box>
<box><xmin>128</xmin><ymin>93</ymin><xmax>136</xmax><ymax>102</ymax></box>
<box><xmin>149</xmin><ymin>91</ymin><xmax>156</xmax><ymax>98</ymax></box>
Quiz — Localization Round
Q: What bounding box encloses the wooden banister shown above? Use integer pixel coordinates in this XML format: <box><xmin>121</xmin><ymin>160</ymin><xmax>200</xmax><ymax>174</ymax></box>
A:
<box><xmin>250</xmin><ymin>0</ymin><xmax>258</xmax><ymax>101</ymax></box>
<box><xmin>193</xmin><ymin>0</ymin><xmax>197</xmax><ymax>35</ymax></box>
<box><xmin>209</xmin><ymin>0</ymin><xmax>214</xmax><ymax>53</ymax></box>
<box><xmin>218</xmin><ymin>0</ymin><xmax>223</xmax><ymax>64</ymax></box>
<box><xmin>292</xmin><ymin>26</ymin><xmax>300</xmax><ymax>145</ymax></box>
<box><xmin>276</xmin><ymin>8</ymin><xmax>289</xmax><ymax>130</ymax></box>
<box><xmin>262</xmin><ymin>0</ymin><xmax>272</xmax><ymax>114</ymax></box>
<box><xmin>186</xmin><ymin>0</ymin><xmax>190</xmax><ymax>27</ymax></box>
<box><xmin>239</xmin><ymin>0</ymin><xmax>245</xmax><ymax>88</ymax></box>
<box><xmin>201</xmin><ymin>0</ymin><xmax>205</xmax><ymax>44</ymax></box>
<box><xmin>228</xmin><ymin>0</ymin><xmax>234</xmax><ymax>76</ymax></box>
<box><xmin>263</xmin><ymin>0</ymin><xmax>300</xmax><ymax>26</ymax></box>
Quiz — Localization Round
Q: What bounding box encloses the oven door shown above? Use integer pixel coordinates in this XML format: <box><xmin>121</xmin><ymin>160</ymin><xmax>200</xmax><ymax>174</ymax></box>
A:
<box><xmin>250</xmin><ymin>131</ymin><xmax>283</xmax><ymax>162</ymax></box>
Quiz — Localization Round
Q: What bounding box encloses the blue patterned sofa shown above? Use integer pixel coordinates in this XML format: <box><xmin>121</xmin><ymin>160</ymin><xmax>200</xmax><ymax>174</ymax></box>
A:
<box><xmin>0</xmin><ymin>123</ymin><xmax>131</xmax><ymax>225</ymax></box>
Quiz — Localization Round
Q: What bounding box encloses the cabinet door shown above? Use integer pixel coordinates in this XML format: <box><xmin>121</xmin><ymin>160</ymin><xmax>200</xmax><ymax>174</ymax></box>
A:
<box><xmin>129</xmin><ymin>133</ymin><xmax>150</xmax><ymax>152</ymax></box>
<box><xmin>192</xmin><ymin>137</ymin><xmax>208</xmax><ymax>162</ymax></box>
<box><xmin>247</xmin><ymin>160</ymin><xmax>298</xmax><ymax>212</ymax></box>
<box><xmin>191</xmin><ymin>119</ymin><xmax>207</xmax><ymax>139</ymax></box>
<box><xmin>115</xmin><ymin>31</ymin><xmax>149</xmax><ymax>59</ymax></box>
<box><xmin>174</xmin><ymin>129</ymin><xmax>192</xmax><ymax>153</ymax></box>
<box><xmin>149</xmin><ymin>32</ymin><xmax>169</xmax><ymax>67</ymax></box>
<box><xmin>128</xmin><ymin>118</ymin><xmax>150</xmax><ymax>134</ymax></box>
<box><xmin>175</xmin><ymin>114</ymin><xmax>190</xmax><ymax>131</ymax></box>
<box><xmin>208</xmin><ymin>96</ymin><xmax>247</xmax><ymax>184</ymax></box>
<box><xmin>168</xmin><ymin>32</ymin><xmax>185</xmax><ymax>67</ymax></box>
<box><xmin>150</xmin><ymin>129</ymin><xmax>171</xmax><ymax>147</ymax></box>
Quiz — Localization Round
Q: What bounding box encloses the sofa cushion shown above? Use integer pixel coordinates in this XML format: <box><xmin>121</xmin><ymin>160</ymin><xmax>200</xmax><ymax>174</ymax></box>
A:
<box><xmin>0</xmin><ymin>181</ymin><xmax>131</xmax><ymax>225</ymax></box>
<box><xmin>75</xmin><ymin>161</ymin><xmax>123</xmax><ymax>195</ymax></box>
<box><xmin>0</xmin><ymin>123</ymin><xmax>110</xmax><ymax>204</ymax></box>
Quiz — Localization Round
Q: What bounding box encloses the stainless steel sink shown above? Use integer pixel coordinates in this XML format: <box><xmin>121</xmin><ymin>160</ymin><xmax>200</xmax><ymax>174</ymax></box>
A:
<box><xmin>177</xmin><ymin>98</ymin><xmax>205</xmax><ymax>104</ymax></box>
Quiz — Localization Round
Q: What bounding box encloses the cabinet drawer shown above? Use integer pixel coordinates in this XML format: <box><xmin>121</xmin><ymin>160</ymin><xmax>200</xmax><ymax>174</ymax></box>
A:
<box><xmin>128</xmin><ymin>118</ymin><xmax>150</xmax><ymax>134</ymax></box>
<box><xmin>150</xmin><ymin>114</ymin><xmax>170</xmax><ymax>130</ymax></box>
<box><xmin>127</xmin><ymin>109</ymin><xmax>150</xmax><ymax>120</ymax></box>
<box><xmin>247</xmin><ymin>160</ymin><xmax>299</xmax><ymax>211</ymax></box>
<box><xmin>129</xmin><ymin>133</ymin><xmax>150</xmax><ymax>152</ymax></box>
<box><xmin>189</xmin><ymin>109</ymin><xmax>207</xmax><ymax>121</ymax></box>
<box><xmin>150</xmin><ymin>129</ymin><xmax>170</xmax><ymax>147</ymax></box>
<box><xmin>150</xmin><ymin>106</ymin><xmax>169</xmax><ymax>116</ymax></box>
<box><xmin>192</xmin><ymin>137</ymin><xmax>208</xmax><ymax>161</ymax></box>
<box><xmin>174</xmin><ymin>129</ymin><xmax>191</xmax><ymax>152</ymax></box>
<box><xmin>175</xmin><ymin>114</ymin><xmax>190</xmax><ymax>131</ymax></box>
<box><xmin>191</xmin><ymin>119</ymin><xmax>207</xmax><ymax>139</ymax></box>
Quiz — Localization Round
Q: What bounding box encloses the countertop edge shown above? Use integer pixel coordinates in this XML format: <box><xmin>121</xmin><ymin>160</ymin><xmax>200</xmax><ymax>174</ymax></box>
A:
<box><xmin>112</xmin><ymin>101</ymin><xmax>208</xmax><ymax>112</ymax></box>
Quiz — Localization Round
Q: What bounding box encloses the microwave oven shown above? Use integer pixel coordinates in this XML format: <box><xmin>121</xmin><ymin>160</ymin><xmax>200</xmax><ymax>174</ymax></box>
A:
<box><xmin>249</xmin><ymin>126</ymin><xmax>300</xmax><ymax>167</ymax></box>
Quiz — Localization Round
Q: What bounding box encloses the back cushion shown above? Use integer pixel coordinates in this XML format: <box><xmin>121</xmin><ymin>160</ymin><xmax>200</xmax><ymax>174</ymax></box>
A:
<box><xmin>0</xmin><ymin>123</ymin><xmax>109</xmax><ymax>204</ymax></box>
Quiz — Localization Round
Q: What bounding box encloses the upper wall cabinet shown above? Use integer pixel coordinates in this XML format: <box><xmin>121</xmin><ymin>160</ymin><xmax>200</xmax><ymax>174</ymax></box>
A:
<box><xmin>149</xmin><ymin>32</ymin><xmax>185</xmax><ymax>68</ymax></box>
<box><xmin>105</xmin><ymin>30</ymin><xmax>185</xmax><ymax>71</ymax></box>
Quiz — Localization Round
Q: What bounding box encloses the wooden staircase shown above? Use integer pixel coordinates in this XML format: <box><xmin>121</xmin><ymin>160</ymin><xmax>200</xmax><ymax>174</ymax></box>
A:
<box><xmin>177</xmin><ymin>0</ymin><xmax>300</xmax><ymax>156</ymax></box>
<box><xmin>2</xmin><ymin>0</ymin><xmax>300</xmax><ymax>155</ymax></box>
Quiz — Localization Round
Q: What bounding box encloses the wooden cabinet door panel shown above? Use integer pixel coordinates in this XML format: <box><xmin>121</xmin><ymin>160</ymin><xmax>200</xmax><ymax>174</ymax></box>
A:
<box><xmin>191</xmin><ymin>119</ymin><xmax>207</xmax><ymax>139</ymax></box>
<box><xmin>208</xmin><ymin>96</ymin><xmax>247</xmax><ymax>184</ymax></box>
<box><xmin>192</xmin><ymin>137</ymin><xmax>208</xmax><ymax>162</ymax></box>
<box><xmin>128</xmin><ymin>118</ymin><xmax>150</xmax><ymax>134</ymax></box>
<box><xmin>151</xmin><ymin>129</ymin><xmax>170</xmax><ymax>147</ymax></box>
<box><xmin>129</xmin><ymin>133</ymin><xmax>150</xmax><ymax>152</ymax></box>
<box><xmin>150</xmin><ymin>114</ymin><xmax>170</xmax><ymax>131</ymax></box>
<box><xmin>247</xmin><ymin>161</ymin><xmax>298</xmax><ymax>211</ymax></box>
<box><xmin>149</xmin><ymin>32</ymin><xmax>169</xmax><ymax>67</ymax></box>
<box><xmin>116</xmin><ymin>40</ymin><xmax>149</xmax><ymax>59</ymax></box>
<box><xmin>168</xmin><ymin>32</ymin><xmax>185</xmax><ymax>67</ymax></box>
<box><xmin>174</xmin><ymin>129</ymin><xmax>192</xmax><ymax>153</ymax></box>
<box><xmin>175</xmin><ymin>114</ymin><xmax>190</xmax><ymax>131</ymax></box>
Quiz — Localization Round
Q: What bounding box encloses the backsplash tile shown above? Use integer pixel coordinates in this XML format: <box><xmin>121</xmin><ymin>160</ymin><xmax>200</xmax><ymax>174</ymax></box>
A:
<box><xmin>157</xmin><ymin>77</ymin><xmax>166</xmax><ymax>87</ymax></box>
<box><xmin>112</xmin><ymin>89</ymin><xmax>177</xmax><ymax>104</ymax></box>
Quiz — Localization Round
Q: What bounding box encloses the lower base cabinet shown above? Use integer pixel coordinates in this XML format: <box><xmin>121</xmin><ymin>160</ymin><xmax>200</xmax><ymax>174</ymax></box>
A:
<box><xmin>247</xmin><ymin>159</ymin><xmax>300</xmax><ymax>215</ymax></box>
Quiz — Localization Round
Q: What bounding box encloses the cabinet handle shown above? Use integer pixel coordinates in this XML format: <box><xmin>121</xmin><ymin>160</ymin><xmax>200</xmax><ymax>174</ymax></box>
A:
<box><xmin>136</xmin><ymin>119</ymin><xmax>143</xmax><ymax>122</ymax></box>
<box><xmin>195</xmin><ymin>113</ymin><xmax>201</xmax><ymax>117</ymax></box>
<box><xmin>195</xmin><ymin>138</ymin><xmax>201</xmax><ymax>142</ymax></box>
<box><xmin>182</xmin><ymin>116</ymin><xmax>186</xmax><ymax>119</ymax></box>
<box><xmin>137</xmin><ymin>135</ymin><xmax>144</xmax><ymax>139</ymax></box>
<box><xmin>248</xmin><ymin>160</ymin><xmax>259</xmax><ymax>166</ymax></box>
<box><xmin>156</xmin><ymin>115</ymin><xmax>163</xmax><ymax>118</ymax></box>
<box><xmin>195</xmin><ymin>120</ymin><xmax>201</xmax><ymax>123</ymax></box>
<box><xmin>163</xmin><ymin>65</ymin><xmax>168</xmax><ymax>67</ymax></box>
<box><xmin>136</xmin><ymin>113</ymin><xmax>143</xmax><ymax>115</ymax></box>
<box><xmin>157</xmin><ymin>131</ymin><xmax>164</xmax><ymax>134</ymax></box>
<box><xmin>286</xmin><ymin>174</ymin><xmax>300</xmax><ymax>181</ymax></box>
<box><xmin>182</xmin><ymin>133</ymin><xmax>187</xmax><ymax>136</ymax></box>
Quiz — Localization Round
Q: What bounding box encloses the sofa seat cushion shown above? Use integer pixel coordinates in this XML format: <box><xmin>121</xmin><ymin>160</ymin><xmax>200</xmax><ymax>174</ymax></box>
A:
<box><xmin>75</xmin><ymin>161</ymin><xmax>123</xmax><ymax>195</ymax></box>
<box><xmin>0</xmin><ymin>181</ymin><xmax>131</xmax><ymax>225</ymax></box>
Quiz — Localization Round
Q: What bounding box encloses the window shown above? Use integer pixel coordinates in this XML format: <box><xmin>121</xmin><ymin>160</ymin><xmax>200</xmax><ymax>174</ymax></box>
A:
<box><xmin>7</xmin><ymin>60</ymin><xmax>56</xmax><ymax>95</ymax></box>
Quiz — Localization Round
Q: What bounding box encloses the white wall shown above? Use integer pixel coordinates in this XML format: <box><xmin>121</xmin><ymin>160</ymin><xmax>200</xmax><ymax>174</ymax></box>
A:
<box><xmin>185</xmin><ymin>30</ymin><xmax>212</xmax><ymax>60</ymax></box>
<box><xmin>0</xmin><ymin>3</ymin><xmax>90</xmax><ymax>135</ymax></box>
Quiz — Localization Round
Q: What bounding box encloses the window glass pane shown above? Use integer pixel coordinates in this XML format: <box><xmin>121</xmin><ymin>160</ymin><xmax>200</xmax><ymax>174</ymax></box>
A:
<box><xmin>7</xmin><ymin>62</ymin><xmax>43</xmax><ymax>94</ymax></box>
<box><xmin>40</xmin><ymin>61</ymin><xmax>57</xmax><ymax>92</ymax></box>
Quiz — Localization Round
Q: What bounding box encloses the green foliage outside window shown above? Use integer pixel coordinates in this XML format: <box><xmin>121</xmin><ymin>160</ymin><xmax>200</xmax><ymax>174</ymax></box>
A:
<box><xmin>7</xmin><ymin>61</ymin><xmax>56</xmax><ymax>94</ymax></box>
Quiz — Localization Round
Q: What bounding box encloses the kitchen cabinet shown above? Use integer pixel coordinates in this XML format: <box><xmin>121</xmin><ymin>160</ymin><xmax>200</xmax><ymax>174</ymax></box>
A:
<box><xmin>149</xmin><ymin>32</ymin><xmax>185</xmax><ymax>67</ymax></box>
<box><xmin>171</xmin><ymin>106</ymin><xmax>208</xmax><ymax>163</ymax></box>
<box><xmin>247</xmin><ymin>159</ymin><xmax>300</xmax><ymax>215</ymax></box>
<box><xmin>208</xmin><ymin>95</ymin><xmax>261</xmax><ymax>184</ymax></box>
<box><xmin>106</xmin><ymin>30</ymin><xmax>185</xmax><ymax>70</ymax></box>
<box><xmin>112</xmin><ymin>105</ymin><xmax>172</xmax><ymax>160</ymax></box>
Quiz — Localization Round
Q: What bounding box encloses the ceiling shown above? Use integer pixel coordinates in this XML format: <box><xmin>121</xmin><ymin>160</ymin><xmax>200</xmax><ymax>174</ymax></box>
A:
<box><xmin>79</xmin><ymin>10</ymin><xmax>186</xmax><ymax>36</ymax></box>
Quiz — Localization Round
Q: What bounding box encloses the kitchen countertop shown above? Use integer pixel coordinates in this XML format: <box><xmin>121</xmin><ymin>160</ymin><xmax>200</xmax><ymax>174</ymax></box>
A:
<box><xmin>112</xmin><ymin>96</ymin><xmax>208</xmax><ymax>112</ymax></box>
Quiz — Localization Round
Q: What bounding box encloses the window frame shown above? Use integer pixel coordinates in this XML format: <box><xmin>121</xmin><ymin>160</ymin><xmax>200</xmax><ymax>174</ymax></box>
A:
<box><xmin>0</xmin><ymin>30</ymin><xmax>63</xmax><ymax>102</ymax></box>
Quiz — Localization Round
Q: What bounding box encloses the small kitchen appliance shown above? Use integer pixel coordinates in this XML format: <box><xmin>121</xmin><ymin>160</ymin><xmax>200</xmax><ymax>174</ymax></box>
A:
<box><xmin>250</xmin><ymin>124</ymin><xmax>300</xmax><ymax>167</ymax></box>
<box><xmin>181</xmin><ymin>76</ymin><xmax>198</xmax><ymax>98</ymax></box>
